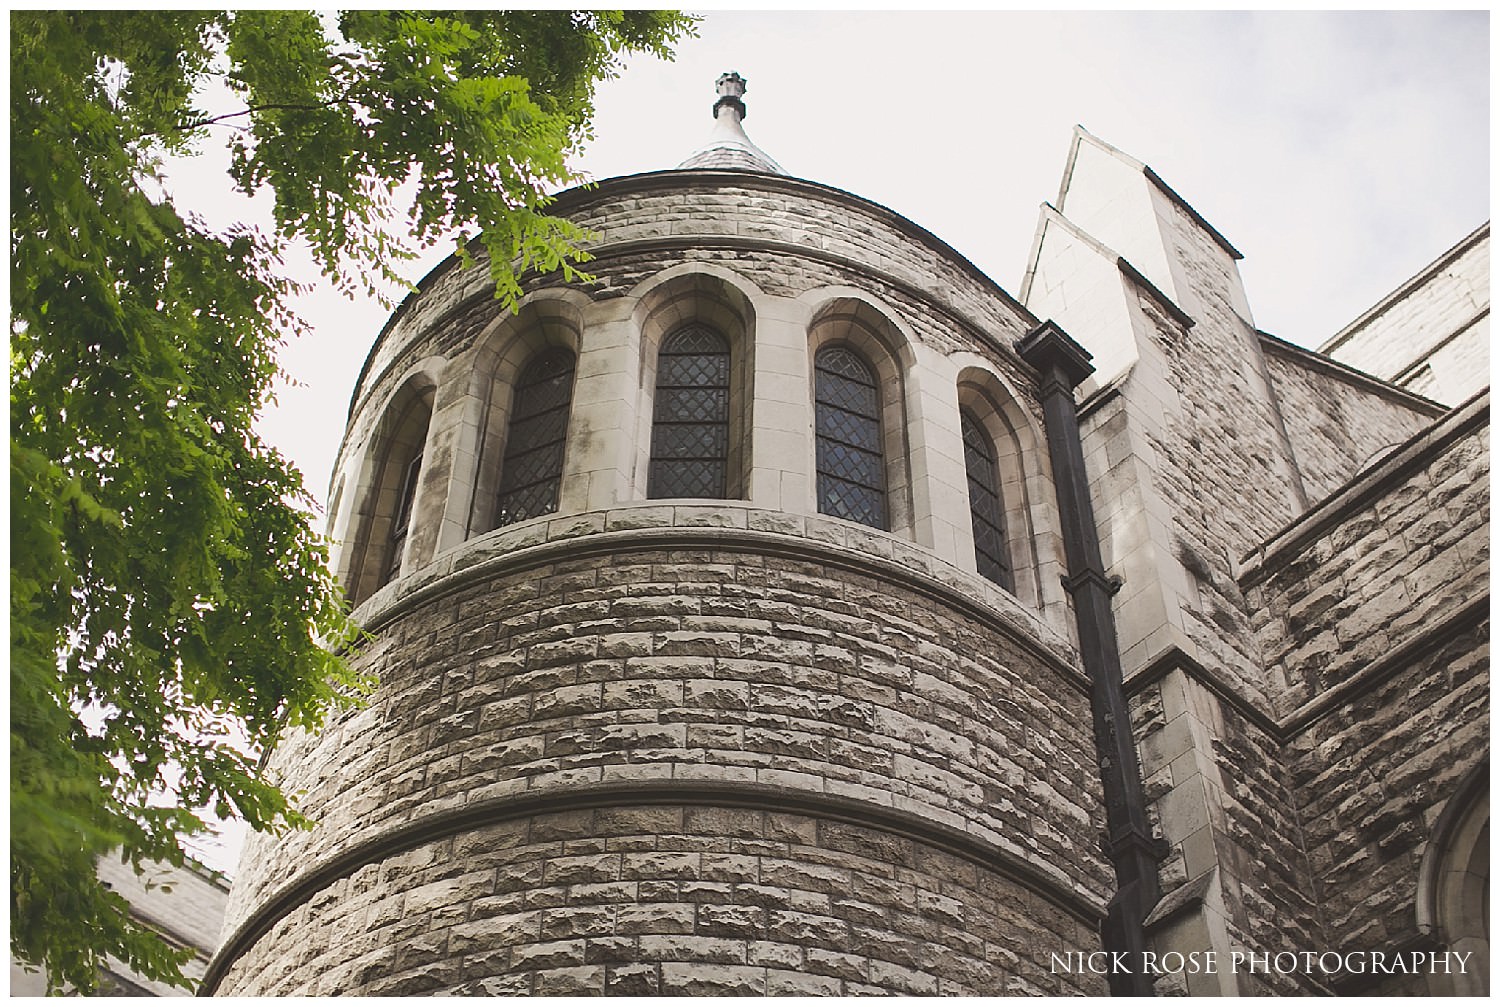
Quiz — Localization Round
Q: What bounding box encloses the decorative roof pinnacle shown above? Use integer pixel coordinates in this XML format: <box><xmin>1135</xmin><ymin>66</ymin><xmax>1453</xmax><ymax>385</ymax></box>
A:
<box><xmin>677</xmin><ymin>71</ymin><xmax>786</xmax><ymax>175</ymax></box>
<box><xmin>713</xmin><ymin>71</ymin><xmax>748</xmax><ymax>120</ymax></box>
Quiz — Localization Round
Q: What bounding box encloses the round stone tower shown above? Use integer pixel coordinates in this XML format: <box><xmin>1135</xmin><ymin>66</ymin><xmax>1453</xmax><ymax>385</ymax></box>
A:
<box><xmin>208</xmin><ymin>74</ymin><xmax>1113</xmax><ymax>996</ymax></box>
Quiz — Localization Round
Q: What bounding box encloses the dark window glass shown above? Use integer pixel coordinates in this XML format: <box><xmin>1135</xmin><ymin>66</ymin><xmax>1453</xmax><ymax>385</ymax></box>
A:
<box><xmin>648</xmin><ymin>324</ymin><xmax>730</xmax><ymax>499</ymax></box>
<box><xmin>382</xmin><ymin>448</ymin><xmax>423</xmax><ymax>586</ymax></box>
<box><xmin>495</xmin><ymin>348</ymin><xmax>575</xmax><ymax>527</ymax></box>
<box><xmin>815</xmin><ymin>345</ymin><xmax>886</xmax><ymax>529</ymax></box>
<box><xmin>962</xmin><ymin>407</ymin><xmax>1012</xmax><ymax>590</ymax></box>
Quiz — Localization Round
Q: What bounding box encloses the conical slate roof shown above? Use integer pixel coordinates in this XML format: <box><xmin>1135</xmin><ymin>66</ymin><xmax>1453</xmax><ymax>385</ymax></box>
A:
<box><xmin>678</xmin><ymin>72</ymin><xmax>786</xmax><ymax>175</ymax></box>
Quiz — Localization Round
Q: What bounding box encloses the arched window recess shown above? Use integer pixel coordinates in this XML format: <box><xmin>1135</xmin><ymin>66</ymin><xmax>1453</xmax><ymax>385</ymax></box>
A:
<box><xmin>815</xmin><ymin>344</ymin><xmax>887</xmax><ymax>530</ymax></box>
<box><xmin>494</xmin><ymin>347</ymin><xmax>576</xmax><ymax>528</ymax></box>
<box><xmin>648</xmin><ymin>322</ymin><xmax>732</xmax><ymax>499</ymax></box>
<box><xmin>346</xmin><ymin>381</ymin><xmax>435</xmax><ymax>606</ymax></box>
<box><xmin>961</xmin><ymin>406</ymin><xmax>1013</xmax><ymax>591</ymax></box>
<box><xmin>383</xmin><ymin>448</ymin><xmax>424</xmax><ymax>586</ymax></box>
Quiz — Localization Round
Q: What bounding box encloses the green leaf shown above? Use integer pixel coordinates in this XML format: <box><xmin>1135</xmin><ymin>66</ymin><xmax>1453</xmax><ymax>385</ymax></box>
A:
<box><xmin>11</xmin><ymin>8</ymin><xmax>695</xmax><ymax>993</ymax></box>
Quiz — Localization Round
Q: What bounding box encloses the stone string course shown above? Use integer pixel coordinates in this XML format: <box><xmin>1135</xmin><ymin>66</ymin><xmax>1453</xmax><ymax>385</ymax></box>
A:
<box><xmin>1321</xmin><ymin>226</ymin><xmax>1489</xmax><ymax>402</ymax></box>
<box><xmin>217</xmin><ymin>806</ymin><xmax>1108</xmax><ymax>996</ymax></box>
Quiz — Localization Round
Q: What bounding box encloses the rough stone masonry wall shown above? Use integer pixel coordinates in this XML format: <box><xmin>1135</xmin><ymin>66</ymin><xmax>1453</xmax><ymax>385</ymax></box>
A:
<box><xmin>1244</xmin><ymin>400</ymin><xmax>1489</xmax><ymax>992</ymax></box>
<box><xmin>1262</xmin><ymin>346</ymin><xmax>1441</xmax><ymax>504</ymax></box>
<box><xmin>215</xmin><ymin>805</ymin><xmax>1107</xmax><ymax>997</ymax></box>
<box><xmin>1124</xmin><ymin>281</ymin><xmax>1286</xmax><ymax>703</ymax></box>
<box><xmin>347</xmin><ymin>175</ymin><xmax>1042</xmax><ymax>441</ymax></box>
<box><xmin>559</xmin><ymin>178</ymin><xmax>1038</xmax><ymax>359</ymax></box>
<box><xmin>216</xmin><ymin>511</ymin><xmax>1111</xmax><ymax>994</ymax></box>
<box><xmin>1322</xmin><ymin>227</ymin><xmax>1489</xmax><ymax>394</ymax></box>
<box><xmin>1100</xmin><ymin>195</ymin><xmax>1463</xmax><ymax>995</ymax></box>
<box><xmin>1128</xmin><ymin>675</ymin><xmax>1322</xmax><ymax>996</ymax></box>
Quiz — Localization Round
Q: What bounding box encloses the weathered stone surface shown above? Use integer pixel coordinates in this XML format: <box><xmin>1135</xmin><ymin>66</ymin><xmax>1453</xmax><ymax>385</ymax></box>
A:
<box><xmin>215</xmin><ymin>807</ymin><xmax>1103</xmax><ymax>996</ymax></box>
<box><xmin>214</xmin><ymin>136</ymin><xmax>1487</xmax><ymax>1002</ymax></box>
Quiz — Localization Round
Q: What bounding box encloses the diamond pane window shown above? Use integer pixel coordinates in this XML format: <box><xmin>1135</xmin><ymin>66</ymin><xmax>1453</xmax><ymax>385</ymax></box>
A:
<box><xmin>649</xmin><ymin>324</ymin><xmax>730</xmax><ymax>499</ymax></box>
<box><xmin>815</xmin><ymin>346</ymin><xmax>886</xmax><ymax>529</ymax></box>
<box><xmin>496</xmin><ymin>348</ymin><xmax>575</xmax><ymax>527</ymax></box>
<box><xmin>962</xmin><ymin>407</ymin><xmax>1012</xmax><ymax>590</ymax></box>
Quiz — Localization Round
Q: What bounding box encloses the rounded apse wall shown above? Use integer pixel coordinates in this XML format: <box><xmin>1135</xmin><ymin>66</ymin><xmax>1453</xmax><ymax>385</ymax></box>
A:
<box><xmin>207</xmin><ymin>171</ymin><xmax>1110</xmax><ymax>995</ymax></box>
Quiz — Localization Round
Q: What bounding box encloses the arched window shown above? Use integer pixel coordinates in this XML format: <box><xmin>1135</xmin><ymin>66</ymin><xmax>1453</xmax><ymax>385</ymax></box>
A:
<box><xmin>382</xmin><ymin>447</ymin><xmax>424</xmax><ymax>586</ymax></box>
<box><xmin>815</xmin><ymin>345</ymin><xmax>886</xmax><ymax>529</ymax></box>
<box><xmin>648</xmin><ymin>323</ymin><xmax>731</xmax><ymax>499</ymax></box>
<box><xmin>347</xmin><ymin>383</ymin><xmax>434</xmax><ymax>606</ymax></box>
<box><xmin>495</xmin><ymin>348</ymin><xmax>575</xmax><ymax>528</ymax></box>
<box><xmin>961</xmin><ymin>406</ymin><xmax>1013</xmax><ymax>591</ymax></box>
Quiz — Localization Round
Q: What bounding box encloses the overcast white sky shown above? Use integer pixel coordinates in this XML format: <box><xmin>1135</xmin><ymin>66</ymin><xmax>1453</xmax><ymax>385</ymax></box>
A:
<box><xmin>179</xmin><ymin>9</ymin><xmax>1489</xmax><ymax>873</ymax></box>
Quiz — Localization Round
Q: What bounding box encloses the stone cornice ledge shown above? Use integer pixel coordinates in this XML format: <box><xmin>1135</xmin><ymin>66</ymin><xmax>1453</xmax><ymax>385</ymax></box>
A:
<box><xmin>355</xmin><ymin>505</ymin><xmax>1089</xmax><ymax>695</ymax></box>
<box><xmin>350</xmin><ymin>170</ymin><xmax>1043</xmax><ymax>412</ymax></box>
<box><xmin>1319</xmin><ymin>221</ymin><xmax>1489</xmax><ymax>357</ymax></box>
<box><xmin>1239</xmin><ymin>390</ymin><xmax>1488</xmax><ymax>586</ymax></box>
<box><xmin>1257</xmin><ymin>328</ymin><xmax>1446</xmax><ymax>418</ymax></box>
<box><xmin>199</xmin><ymin>780</ymin><xmax>1109</xmax><ymax>995</ymax></box>
<box><xmin>1116</xmin><ymin>257</ymin><xmax>1196</xmax><ymax>331</ymax></box>
<box><xmin>1126</xmin><ymin>594</ymin><xmax>1488</xmax><ymax>743</ymax></box>
<box><xmin>1277</xmin><ymin>595</ymin><xmax>1488</xmax><ymax>737</ymax></box>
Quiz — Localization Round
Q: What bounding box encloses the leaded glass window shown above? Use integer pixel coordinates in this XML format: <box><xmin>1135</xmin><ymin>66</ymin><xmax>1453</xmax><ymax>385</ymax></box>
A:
<box><xmin>962</xmin><ymin>407</ymin><xmax>1012</xmax><ymax>590</ymax></box>
<box><xmin>495</xmin><ymin>348</ymin><xmax>575</xmax><ymax>527</ymax></box>
<box><xmin>382</xmin><ymin>449</ymin><xmax>423</xmax><ymax>586</ymax></box>
<box><xmin>815</xmin><ymin>345</ymin><xmax>886</xmax><ymax>529</ymax></box>
<box><xmin>648</xmin><ymin>323</ymin><xmax>730</xmax><ymax>499</ymax></box>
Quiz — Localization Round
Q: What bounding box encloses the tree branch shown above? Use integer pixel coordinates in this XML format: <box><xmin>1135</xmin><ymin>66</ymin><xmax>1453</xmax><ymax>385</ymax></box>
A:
<box><xmin>148</xmin><ymin>98</ymin><xmax>348</xmax><ymax>139</ymax></box>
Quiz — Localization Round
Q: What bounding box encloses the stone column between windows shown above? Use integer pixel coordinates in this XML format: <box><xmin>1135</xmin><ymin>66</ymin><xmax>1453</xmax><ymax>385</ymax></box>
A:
<box><xmin>430</xmin><ymin>356</ymin><xmax>488</xmax><ymax>555</ymax></box>
<box><xmin>568</xmin><ymin>299</ymin><xmax>639</xmax><ymax>510</ymax></box>
<box><xmin>748</xmin><ymin>297</ymin><xmax>814</xmax><ymax>513</ymax></box>
<box><xmin>903</xmin><ymin>345</ymin><xmax>972</xmax><ymax>570</ymax></box>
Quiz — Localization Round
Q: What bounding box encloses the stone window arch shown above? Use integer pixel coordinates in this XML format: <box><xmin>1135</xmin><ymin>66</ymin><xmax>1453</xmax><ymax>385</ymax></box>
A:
<box><xmin>961</xmin><ymin>405</ymin><xmax>1013</xmax><ymax>591</ymax></box>
<box><xmin>1417</xmin><ymin>761</ymin><xmax>1489</xmax><ymax>995</ymax></box>
<box><xmin>461</xmin><ymin>298</ymin><xmax>584</xmax><ymax>537</ymax></box>
<box><xmin>648</xmin><ymin>322</ymin><xmax>732</xmax><ymax>499</ymax></box>
<box><xmin>807</xmin><ymin>297</ymin><xmax>913</xmax><ymax>536</ymax></box>
<box><xmin>493</xmin><ymin>347</ymin><xmax>576</xmax><ymax>528</ymax></box>
<box><xmin>956</xmin><ymin>370</ymin><xmax>1051</xmax><ymax>610</ymax></box>
<box><xmin>631</xmin><ymin>271</ymin><xmax>755</xmax><ymax>500</ymax></box>
<box><xmin>345</xmin><ymin>381</ymin><xmax>435</xmax><ymax>605</ymax></box>
<box><xmin>814</xmin><ymin>344</ymin><xmax>887</xmax><ymax>529</ymax></box>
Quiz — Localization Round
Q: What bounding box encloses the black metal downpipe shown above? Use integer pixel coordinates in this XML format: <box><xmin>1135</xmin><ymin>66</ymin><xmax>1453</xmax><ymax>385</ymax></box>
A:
<box><xmin>1017</xmin><ymin>320</ymin><xmax>1163</xmax><ymax>997</ymax></box>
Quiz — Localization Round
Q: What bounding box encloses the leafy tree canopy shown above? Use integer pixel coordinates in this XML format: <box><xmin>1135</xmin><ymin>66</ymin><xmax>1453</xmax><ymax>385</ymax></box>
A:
<box><xmin>11</xmin><ymin>10</ymin><xmax>695</xmax><ymax>992</ymax></box>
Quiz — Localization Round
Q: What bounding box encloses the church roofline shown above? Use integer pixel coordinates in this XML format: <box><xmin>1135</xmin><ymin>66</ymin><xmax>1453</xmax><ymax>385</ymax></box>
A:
<box><xmin>1021</xmin><ymin>202</ymin><xmax>1197</xmax><ymax>331</ymax></box>
<box><xmin>1318</xmin><ymin>220</ymin><xmax>1490</xmax><ymax>355</ymax></box>
<box><xmin>1256</xmin><ymin>328</ymin><xmax>1448</xmax><ymax>419</ymax></box>
<box><xmin>348</xmin><ymin>169</ymin><xmax>1041</xmax><ymax>423</ymax></box>
<box><xmin>1240</xmin><ymin>388</ymin><xmax>1488</xmax><ymax>585</ymax></box>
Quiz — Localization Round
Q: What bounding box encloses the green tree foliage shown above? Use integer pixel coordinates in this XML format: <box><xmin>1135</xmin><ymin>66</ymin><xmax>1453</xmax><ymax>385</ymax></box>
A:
<box><xmin>11</xmin><ymin>10</ymin><xmax>695</xmax><ymax>992</ymax></box>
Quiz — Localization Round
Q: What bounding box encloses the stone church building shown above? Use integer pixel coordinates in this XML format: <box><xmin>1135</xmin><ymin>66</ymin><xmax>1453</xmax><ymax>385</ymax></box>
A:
<box><xmin>202</xmin><ymin>75</ymin><xmax>1489</xmax><ymax>996</ymax></box>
